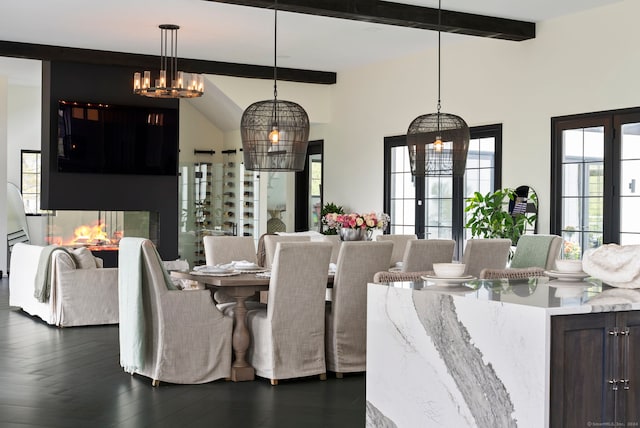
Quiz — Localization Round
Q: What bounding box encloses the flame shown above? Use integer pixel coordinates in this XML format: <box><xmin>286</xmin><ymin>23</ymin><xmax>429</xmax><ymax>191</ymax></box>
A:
<box><xmin>74</xmin><ymin>221</ymin><xmax>110</xmax><ymax>244</ymax></box>
<box><xmin>47</xmin><ymin>220</ymin><xmax>122</xmax><ymax>250</ymax></box>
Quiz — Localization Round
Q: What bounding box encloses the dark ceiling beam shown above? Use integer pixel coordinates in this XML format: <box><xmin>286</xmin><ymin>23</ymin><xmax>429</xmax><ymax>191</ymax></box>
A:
<box><xmin>0</xmin><ymin>40</ymin><xmax>337</xmax><ymax>85</ymax></box>
<box><xmin>205</xmin><ymin>0</ymin><xmax>535</xmax><ymax>41</ymax></box>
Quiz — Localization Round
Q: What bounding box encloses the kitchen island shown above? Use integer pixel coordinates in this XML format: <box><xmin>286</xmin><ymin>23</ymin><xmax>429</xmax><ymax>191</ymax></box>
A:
<box><xmin>366</xmin><ymin>278</ymin><xmax>640</xmax><ymax>428</ymax></box>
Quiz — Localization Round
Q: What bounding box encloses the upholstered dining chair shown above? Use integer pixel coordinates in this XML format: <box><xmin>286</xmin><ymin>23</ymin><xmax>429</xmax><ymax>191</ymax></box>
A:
<box><xmin>202</xmin><ymin>235</ymin><xmax>263</xmax><ymax>306</ymax></box>
<box><xmin>118</xmin><ymin>237</ymin><xmax>233</xmax><ymax>386</ymax></box>
<box><xmin>326</xmin><ymin>241</ymin><xmax>393</xmax><ymax>377</ymax></box>
<box><xmin>262</xmin><ymin>235</ymin><xmax>311</xmax><ymax>269</ymax></box>
<box><xmin>375</xmin><ymin>234</ymin><xmax>417</xmax><ymax>268</ymax></box>
<box><xmin>321</xmin><ymin>234</ymin><xmax>342</xmax><ymax>265</ymax></box>
<box><xmin>203</xmin><ymin>235</ymin><xmax>257</xmax><ymax>266</ymax></box>
<box><xmin>510</xmin><ymin>234</ymin><xmax>563</xmax><ymax>270</ymax></box>
<box><xmin>401</xmin><ymin>239</ymin><xmax>455</xmax><ymax>272</ymax></box>
<box><xmin>460</xmin><ymin>238</ymin><xmax>512</xmax><ymax>278</ymax></box>
<box><xmin>246</xmin><ymin>241</ymin><xmax>332</xmax><ymax>385</ymax></box>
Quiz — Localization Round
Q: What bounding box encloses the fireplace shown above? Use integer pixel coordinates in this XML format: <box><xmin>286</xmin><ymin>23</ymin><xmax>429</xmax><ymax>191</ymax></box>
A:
<box><xmin>46</xmin><ymin>210</ymin><xmax>159</xmax><ymax>267</ymax></box>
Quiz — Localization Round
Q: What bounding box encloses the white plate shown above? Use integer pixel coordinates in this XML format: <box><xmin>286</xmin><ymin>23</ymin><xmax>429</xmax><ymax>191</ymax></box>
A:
<box><xmin>192</xmin><ymin>266</ymin><xmax>235</xmax><ymax>274</ymax></box>
<box><xmin>234</xmin><ymin>267</ymin><xmax>268</xmax><ymax>273</ymax></box>
<box><xmin>190</xmin><ymin>271</ymin><xmax>241</xmax><ymax>277</ymax></box>
<box><xmin>545</xmin><ymin>270</ymin><xmax>590</xmax><ymax>281</ymax></box>
<box><xmin>421</xmin><ymin>275</ymin><xmax>476</xmax><ymax>286</ymax></box>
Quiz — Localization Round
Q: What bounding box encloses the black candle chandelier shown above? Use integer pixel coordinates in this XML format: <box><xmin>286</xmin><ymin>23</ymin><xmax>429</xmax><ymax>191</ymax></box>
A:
<box><xmin>407</xmin><ymin>0</ymin><xmax>469</xmax><ymax>177</ymax></box>
<box><xmin>240</xmin><ymin>1</ymin><xmax>310</xmax><ymax>171</ymax></box>
<box><xmin>133</xmin><ymin>24</ymin><xmax>204</xmax><ymax>99</ymax></box>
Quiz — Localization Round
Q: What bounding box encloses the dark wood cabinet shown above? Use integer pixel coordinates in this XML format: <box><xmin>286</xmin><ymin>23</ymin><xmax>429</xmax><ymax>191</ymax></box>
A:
<box><xmin>551</xmin><ymin>311</ymin><xmax>640</xmax><ymax>427</ymax></box>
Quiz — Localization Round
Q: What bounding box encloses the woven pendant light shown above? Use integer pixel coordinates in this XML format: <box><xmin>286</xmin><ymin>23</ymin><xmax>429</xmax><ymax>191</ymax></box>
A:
<box><xmin>240</xmin><ymin>1</ymin><xmax>309</xmax><ymax>172</ymax></box>
<box><xmin>407</xmin><ymin>0</ymin><xmax>469</xmax><ymax>177</ymax></box>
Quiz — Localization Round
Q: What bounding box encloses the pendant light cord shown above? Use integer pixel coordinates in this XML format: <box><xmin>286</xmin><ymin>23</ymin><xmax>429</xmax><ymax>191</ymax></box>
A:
<box><xmin>437</xmin><ymin>0</ymin><xmax>441</xmax><ymax>115</ymax></box>
<box><xmin>273</xmin><ymin>0</ymin><xmax>278</xmax><ymax>101</ymax></box>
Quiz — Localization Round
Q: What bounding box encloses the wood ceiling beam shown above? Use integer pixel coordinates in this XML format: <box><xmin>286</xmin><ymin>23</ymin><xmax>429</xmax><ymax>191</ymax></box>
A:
<box><xmin>0</xmin><ymin>40</ymin><xmax>337</xmax><ymax>85</ymax></box>
<box><xmin>205</xmin><ymin>0</ymin><xmax>535</xmax><ymax>41</ymax></box>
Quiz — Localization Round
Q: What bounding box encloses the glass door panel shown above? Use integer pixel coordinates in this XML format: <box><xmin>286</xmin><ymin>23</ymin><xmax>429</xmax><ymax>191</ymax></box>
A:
<box><xmin>560</xmin><ymin>127</ymin><xmax>604</xmax><ymax>258</ymax></box>
<box><xmin>620</xmin><ymin>122</ymin><xmax>640</xmax><ymax>244</ymax></box>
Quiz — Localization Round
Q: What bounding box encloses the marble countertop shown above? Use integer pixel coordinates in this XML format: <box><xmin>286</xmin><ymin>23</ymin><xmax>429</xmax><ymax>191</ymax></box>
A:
<box><xmin>379</xmin><ymin>276</ymin><xmax>640</xmax><ymax>315</ymax></box>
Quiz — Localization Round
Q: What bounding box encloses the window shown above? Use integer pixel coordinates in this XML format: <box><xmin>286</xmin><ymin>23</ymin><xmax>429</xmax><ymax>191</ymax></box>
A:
<box><xmin>21</xmin><ymin>150</ymin><xmax>49</xmax><ymax>215</ymax></box>
<box><xmin>551</xmin><ymin>108</ymin><xmax>640</xmax><ymax>258</ymax></box>
<box><xmin>384</xmin><ymin>124</ymin><xmax>502</xmax><ymax>257</ymax></box>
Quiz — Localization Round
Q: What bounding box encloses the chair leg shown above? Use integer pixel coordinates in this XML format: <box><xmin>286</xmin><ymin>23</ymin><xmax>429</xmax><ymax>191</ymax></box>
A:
<box><xmin>335</xmin><ymin>372</ymin><xmax>344</xmax><ymax>379</ymax></box>
<box><xmin>319</xmin><ymin>373</ymin><xmax>327</xmax><ymax>381</ymax></box>
<box><xmin>152</xmin><ymin>379</ymin><xmax>160</xmax><ymax>387</ymax></box>
<box><xmin>270</xmin><ymin>379</ymin><xmax>278</xmax><ymax>386</ymax></box>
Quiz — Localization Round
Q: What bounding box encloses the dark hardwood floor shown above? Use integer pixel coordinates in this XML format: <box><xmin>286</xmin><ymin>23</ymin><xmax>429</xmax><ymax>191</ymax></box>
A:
<box><xmin>0</xmin><ymin>278</ymin><xmax>365</xmax><ymax>427</ymax></box>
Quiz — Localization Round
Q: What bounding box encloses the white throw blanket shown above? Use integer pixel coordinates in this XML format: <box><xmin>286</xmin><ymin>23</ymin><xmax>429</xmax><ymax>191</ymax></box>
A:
<box><xmin>582</xmin><ymin>244</ymin><xmax>640</xmax><ymax>289</ymax></box>
<box><xmin>118</xmin><ymin>237</ymin><xmax>147</xmax><ymax>374</ymax></box>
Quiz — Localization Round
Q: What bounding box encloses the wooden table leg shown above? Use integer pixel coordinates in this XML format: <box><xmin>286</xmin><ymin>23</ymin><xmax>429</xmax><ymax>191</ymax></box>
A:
<box><xmin>230</xmin><ymin>295</ymin><xmax>255</xmax><ymax>382</ymax></box>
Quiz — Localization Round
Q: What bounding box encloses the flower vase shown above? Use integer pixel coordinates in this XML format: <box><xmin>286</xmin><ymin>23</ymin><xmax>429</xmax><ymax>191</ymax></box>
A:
<box><xmin>339</xmin><ymin>228</ymin><xmax>370</xmax><ymax>241</ymax></box>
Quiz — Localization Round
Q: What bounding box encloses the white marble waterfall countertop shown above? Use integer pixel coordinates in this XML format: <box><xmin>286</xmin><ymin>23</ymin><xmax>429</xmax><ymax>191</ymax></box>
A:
<box><xmin>383</xmin><ymin>276</ymin><xmax>640</xmax><ymax>315</ymax></box>
<box><xmin>365</xmin><ymin>278</ymin><xmax>640</xmax><ymax>428</ymax></box>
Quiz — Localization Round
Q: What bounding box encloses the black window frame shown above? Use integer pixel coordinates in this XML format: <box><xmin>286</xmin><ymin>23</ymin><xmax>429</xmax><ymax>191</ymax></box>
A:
<box><xmin>384</xmin><ymin>124</ymin><xmax>502</xmax><ymax>258</ymax></box>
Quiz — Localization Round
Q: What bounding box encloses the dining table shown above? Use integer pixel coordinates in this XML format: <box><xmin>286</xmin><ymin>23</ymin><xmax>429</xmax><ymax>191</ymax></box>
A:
<box><xmin>170</xmin><ymin>270</ymin><xmax>333</xmax><ymax>382</ymax></box>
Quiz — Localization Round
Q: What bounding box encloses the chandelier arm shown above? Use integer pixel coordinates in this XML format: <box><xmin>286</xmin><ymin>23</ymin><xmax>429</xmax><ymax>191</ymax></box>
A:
<box><xmin>172</xmin><ymin>26</ymin><xmax>178</xmax><ymax>84</ymax></box>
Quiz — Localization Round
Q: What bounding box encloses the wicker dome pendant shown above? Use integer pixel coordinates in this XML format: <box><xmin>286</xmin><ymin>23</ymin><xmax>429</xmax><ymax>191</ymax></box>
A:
<box><xmin>407</xmin><ymin>0</ymin><xmax>469</xmax><ymax>177</ymax></box>
<box><xmin>241</xmin><ymin>1</ymin><xmax>309</xmax><ymax>172</ymax></box>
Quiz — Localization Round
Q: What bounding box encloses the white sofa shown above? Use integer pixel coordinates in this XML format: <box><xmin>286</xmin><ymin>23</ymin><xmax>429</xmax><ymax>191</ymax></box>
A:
<box><xmin>9</xmin><ymin>243</ymin><xmax>119</xmax><ymax>327</ymax></box>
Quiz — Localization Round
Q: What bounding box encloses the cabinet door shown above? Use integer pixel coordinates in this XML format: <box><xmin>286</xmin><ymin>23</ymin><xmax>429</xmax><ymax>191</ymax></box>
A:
<box><xmin>617</xmin><ymin>311</ymin><xmax>640</xmax><ymax>424</ymax></box>
<box><xmin>550</xmin><ymin>312</ymin><xmax>616</xmax><ymax>428</ymax></box>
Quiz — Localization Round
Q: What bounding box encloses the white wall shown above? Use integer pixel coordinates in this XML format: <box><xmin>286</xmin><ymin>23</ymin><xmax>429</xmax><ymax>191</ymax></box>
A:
<box><xmin>179</xmin><ymin>100</ymin><xmax>225</xmax><ymax>165</ymax></box>
<box><xmin>325</xmin><ymin>0</ymin><xmax>640</xmax><ymax>232</ymax></box>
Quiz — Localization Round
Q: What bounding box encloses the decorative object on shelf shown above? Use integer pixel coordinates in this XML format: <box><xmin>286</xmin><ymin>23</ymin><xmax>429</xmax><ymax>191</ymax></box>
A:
<box><xmin>332</xmin><ymin>212</ymin><xmax>390</xmax><ymax>241</ymax></box>
<box><xmin>406</xmin><ymin>0</ymin><xmax>469</xmax><ymax>177</ymax></box>
<box><xmin>267</xmin><ymin>209</ymin><xmax>286</xmax><ymax>233</ymax></box>
<box><xmin>133</xmin><ymin>24</ymin><xmax>204</xmax><ymax>99</ymax></box>
<box><xmin>320</xmin><ymin>202</ymin><xmax>344</xmax><ymax>235</ymax></box>
<box><xmin>240</xmin><ymin>0</ymin><xmax>310</xmax><ymax>172</ymax></box>
<box><xmin>465</xmin><ymin>188</ymin><xmax>538</xmax><ymax>246</ymax></box>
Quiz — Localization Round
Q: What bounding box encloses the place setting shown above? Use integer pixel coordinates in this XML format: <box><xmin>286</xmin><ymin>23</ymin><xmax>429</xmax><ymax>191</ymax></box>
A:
<box><xmin>545</xmin><ymin>259</ymin><xmax>591</xmax><ymax>282</ymax></box>
<box><xmin>191</xmin><ymin>265</ymin><xmax>241</xmax><ymax>277</ymax></box>
<box><xmin>421</xmin><ymin>263</ymin><xmax>477</xmax><ymax>290</ymax></box>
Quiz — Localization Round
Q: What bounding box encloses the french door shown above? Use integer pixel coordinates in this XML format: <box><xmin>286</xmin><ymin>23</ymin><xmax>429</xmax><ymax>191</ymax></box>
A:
<box><xmin>551</xmin><ymin>108</ymin><xmax>640</xmax><ymax>257</ymax></box>
<box><xmin>384</xmin><ymin>124</ymin><xmax>501</xmax><ymax>258</ymax></box>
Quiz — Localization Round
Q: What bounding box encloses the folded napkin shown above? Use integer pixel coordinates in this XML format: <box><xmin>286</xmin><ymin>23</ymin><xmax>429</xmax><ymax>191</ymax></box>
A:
<box><xmin>232</xmin><ymin>260</ymin><xmax>259</xmax><ymax>269</ymax></box>
<box><xmin>582</xmin><ymin>244</ymin><xmax>640</xmax><ymax>289</ymax></box>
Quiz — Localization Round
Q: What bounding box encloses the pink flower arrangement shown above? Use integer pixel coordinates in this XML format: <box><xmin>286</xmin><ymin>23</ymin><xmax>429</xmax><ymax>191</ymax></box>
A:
<box><xmin>324</xmin><ymin>212</ymin><xmax>390</xmax><ymax>232</ymax></box>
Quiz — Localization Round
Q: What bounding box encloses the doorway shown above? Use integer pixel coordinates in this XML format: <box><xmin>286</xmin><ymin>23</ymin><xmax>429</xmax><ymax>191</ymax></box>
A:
<box><xmin>295</xmin><ymin>140</ymin><xmax>323</xmax><ymax>232</ymax></box>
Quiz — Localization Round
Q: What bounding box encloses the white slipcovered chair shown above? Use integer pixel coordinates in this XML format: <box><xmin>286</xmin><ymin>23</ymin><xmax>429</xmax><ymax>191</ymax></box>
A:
<box><xmin>326</xmin><ymin>241</ymin><xmax>393</xmax><ymax>377</ymax></box>
<box><xmin>401</xmin><ymin>239</ymin><xmax>455</xmax><ymax>272</ymax></box>
<box><xmin>460</xmin><ymin>238</ymin><xmax>512</xmax><ymax>278</ymax></box>
<box><xmin>375</xmin><ymin>234</ymin><xmax>417</xmax><ymax>268</ymax></box>
<box><xmin>321</xmin><ymin>234</ymin><xmax>342</xmax><ymax>265</ymax></box>
<box><xmin>262</xmin><ymin>235</ymin><xmax>311</xmax><ymax>269</ymax></box>
<box><xmin>246</xmin><ymin>241</ymin><xmax>332</xmax><ymax>385</ymax></box>
<box><xmin>118</xmin><ymin>237</ymin><xmax>232</xmax><ymax>386</ymax></box>
<box><xmin>203</xmin><ymin>235</ymin><xmax>258</xmax><ymax>266</ymax></box>
<box><xmin>203</xmin><ymin>235</ymin><xmax>262</xmax><ymax>306</ymax></box>
<box><xmin>9</xmin><ymin>242</ymin><xmax>118</xmax><ymax>327</ymax></box>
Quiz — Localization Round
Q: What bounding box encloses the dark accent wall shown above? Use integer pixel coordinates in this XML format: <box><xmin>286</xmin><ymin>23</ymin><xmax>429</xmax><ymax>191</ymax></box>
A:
<box><xmin>41</xmin><ymin>61</ymin><xmax>179</xmax><ymax>260</ymax></box>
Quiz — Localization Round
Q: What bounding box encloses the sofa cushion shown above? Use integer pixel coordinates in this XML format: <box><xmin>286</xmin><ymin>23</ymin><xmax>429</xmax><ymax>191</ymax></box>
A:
<box><xmin>72</xmin><ymin>247</ymin><xmax>98</xmax><ymax>269</ymax></box>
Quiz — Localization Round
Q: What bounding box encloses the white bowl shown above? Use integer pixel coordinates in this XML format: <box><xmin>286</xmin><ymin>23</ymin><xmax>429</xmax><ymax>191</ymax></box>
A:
<box><xmin>433</xmin><ymin>263</ymin><xmax>466</xmax><ymax>278</ymax></box>
<box><xmin>555</xmin><ymin>259</ymin><xmax>583</xmax><ymax>273</ymax></box>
